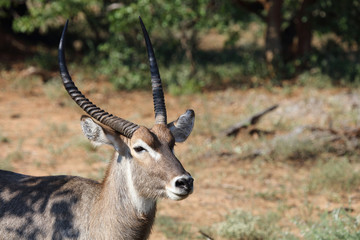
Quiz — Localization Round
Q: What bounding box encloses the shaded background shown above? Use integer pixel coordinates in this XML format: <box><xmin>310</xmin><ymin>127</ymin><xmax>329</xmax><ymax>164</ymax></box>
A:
<box><xmin>1</xmin><ymin>0</ymin><xmax>360</xmax><ymax>91</ymax></box>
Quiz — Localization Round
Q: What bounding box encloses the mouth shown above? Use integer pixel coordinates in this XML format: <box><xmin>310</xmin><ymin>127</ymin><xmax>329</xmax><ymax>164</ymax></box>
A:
<box><xmin>166</xmin><ymin>187</ymin><xmax>193</xmax><ymax>201</ymax></box>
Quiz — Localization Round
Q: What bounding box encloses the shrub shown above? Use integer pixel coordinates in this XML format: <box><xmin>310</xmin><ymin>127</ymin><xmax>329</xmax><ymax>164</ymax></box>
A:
<box><xmin>216</xmin><ymin>209</ymin><xmax>284</xmax><ymax>240</ymax></box>
<box><xmin>299</xmin><ymin>208</ymin><xmax>360</xmax><ymax>240</ymax></box>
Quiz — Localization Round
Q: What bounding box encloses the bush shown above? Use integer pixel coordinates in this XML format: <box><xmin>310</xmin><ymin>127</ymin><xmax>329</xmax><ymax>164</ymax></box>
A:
<box><xmin>299</xmin><ymin>208</ymin><xmax>360</xmax><ymax>240</ymax></box>
<box><xmin>216</xmin><ymin>209</ymin><xmax>284</xmax><ymax>240</ymax></box>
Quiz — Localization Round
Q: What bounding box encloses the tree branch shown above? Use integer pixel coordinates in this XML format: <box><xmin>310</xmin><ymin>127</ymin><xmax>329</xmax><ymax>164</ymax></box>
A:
<box><xmin>222</xmin><ymin>104</ymin><xmax>278</xmax><ymax>137</ymax></box>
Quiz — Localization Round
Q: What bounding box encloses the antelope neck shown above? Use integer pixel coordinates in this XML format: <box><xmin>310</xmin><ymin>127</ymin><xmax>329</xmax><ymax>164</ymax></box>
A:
<box><xmin>90</xmin><ymin>153</ymin><xmax>156</xmax><ymax>239</ymax></box>
<box><xmin>101</xmin><ymin>152</ymin><xmax>156</xmax><ymax>214</ymax></box>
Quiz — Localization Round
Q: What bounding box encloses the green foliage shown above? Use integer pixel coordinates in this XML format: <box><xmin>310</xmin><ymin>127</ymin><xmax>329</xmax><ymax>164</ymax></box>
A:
<box><xmin>165</xmin><ymin>63</ymin><xmax>204</xmax><ymax>95</ymax></box>
<box><xmin>11</xmin><ymin>0</ymin><xmax>102</xmax><ymax>34</ymax></box>
<box><xmin>297</xmin><ymin>69</ymin><xmax>333</xmax><ymax>89</ymax></box>
<box><xmin>94</xmin><ymin>0</ymin><xmax>238</xmax><ymax>91</ymax></box>
<box><xmin>1</xmin><ymin>0</ymin><xmax>269</xmax><ymax>92</ymax></box>
<box><xmin>1</xmin><ymin>0</ymin><xmax>360</xmax><ymax>90</ymax></box>
<box><xmin>299</xmin><ymin>209</ymin><xmax>360</xmax><ymax>240</ymax></box>
<box><xmin>312</xmin><ymin>0</ymin><xmax>360</xmax><ymax>44</ymax></box>
<box><xmin>0</xmin><ymin>0</ymin><xmax>11</xmax><ymax>17</ymax></box>
<box><xmin>307</xmin><ymin>40</ymin><xmax>360</xmax><ymax>85</ymax></box>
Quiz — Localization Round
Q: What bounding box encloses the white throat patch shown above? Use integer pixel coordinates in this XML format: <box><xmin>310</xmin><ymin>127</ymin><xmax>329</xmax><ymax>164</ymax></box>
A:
<box><xmin>124</xmin><ymin>160</ymin><xmax>155</xmax><ymax>214</ymax></box>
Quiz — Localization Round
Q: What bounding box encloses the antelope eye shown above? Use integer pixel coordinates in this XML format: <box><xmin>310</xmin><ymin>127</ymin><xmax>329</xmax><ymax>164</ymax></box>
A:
<box><xmin>133</xmin><ymin>146</ymin><xmax>146</xmax><ymax>153</ymax></box>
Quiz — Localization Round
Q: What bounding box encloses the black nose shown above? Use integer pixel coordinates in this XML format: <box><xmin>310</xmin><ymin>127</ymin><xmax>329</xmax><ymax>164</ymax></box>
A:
<box><xmin>175</xmin><ymin>176</ymin><xmax>194</xmax><ymax>192</ymax></box>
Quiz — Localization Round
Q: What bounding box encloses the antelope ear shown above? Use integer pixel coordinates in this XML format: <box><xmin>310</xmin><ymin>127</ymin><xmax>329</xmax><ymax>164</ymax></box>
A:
<box><xmin>80</xmin><ymin>115</ymin><xmax>125</xmax><ymax>152</ymax></box>
<box><xmin>168</xmin><ymin>109</ymin><xmax>195</xmax><ymax>143</ymax></box>
<box><xmin>80</xmin><ymin>116</ymin><xmax>112</xmax><ymax>146</ymax></box>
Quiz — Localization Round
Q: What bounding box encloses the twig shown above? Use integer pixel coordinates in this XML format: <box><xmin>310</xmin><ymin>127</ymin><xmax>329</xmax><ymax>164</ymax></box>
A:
<box><xmin>199</xmin><ymin>230</ymin><xmax>214</xmax><ymax>240</ymax></box>
<box><xmin>222</xmin><ymin>104</ymin><xmax>278</xmax><ymax>137</ymax></box>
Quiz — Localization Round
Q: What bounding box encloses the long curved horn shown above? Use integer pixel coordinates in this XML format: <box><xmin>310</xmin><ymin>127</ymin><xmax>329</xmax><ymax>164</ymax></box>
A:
<box><xmin>58</xmin><ymin>20</ymin><xmax>139</xmax><ymax>138</ymax></box>
<box><xmin>139</xmin><ymin>17</ymin><xmax>167</xmax><ymax>125</ymax></box>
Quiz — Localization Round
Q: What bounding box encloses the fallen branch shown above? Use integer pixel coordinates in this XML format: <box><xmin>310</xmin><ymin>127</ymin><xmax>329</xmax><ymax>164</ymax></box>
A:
<box><xmin>199</xmin><ymin>230</ymin><xmax>214</xmax><ymax>240</ymax></box>
<box><xmin>307</xmin><ymin>125</ymin><xmax>360</xmax><ymax>139</ymax></box>
<box><xmin>222</xmin><ymin>104</ymin><xmax>278</xmax><ymax>137</ymax></box>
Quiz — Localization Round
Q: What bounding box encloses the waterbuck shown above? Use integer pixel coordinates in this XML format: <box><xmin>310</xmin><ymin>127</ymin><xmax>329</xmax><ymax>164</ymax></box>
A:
<box><xmin>0</xmin><ymin>17</ymin><xmax>195</xmax><ymax>240</ymax></box>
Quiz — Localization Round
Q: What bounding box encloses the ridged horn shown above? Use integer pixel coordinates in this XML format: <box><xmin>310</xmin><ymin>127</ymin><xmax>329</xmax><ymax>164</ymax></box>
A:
<box><xmin>139</xmin><ymin>16</ymin><xmax>167</xmax><ymax>125</ymax></box>
<box><xmin>58</xmin><ymin>20</ymin><xmax>139</xmax><ymax>138</ymax></box>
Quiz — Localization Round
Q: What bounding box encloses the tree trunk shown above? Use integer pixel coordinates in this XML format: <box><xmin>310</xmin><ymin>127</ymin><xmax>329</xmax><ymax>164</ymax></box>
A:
<box><xmin>179</xmin><ymin>20</ymin><xmax>198</xmax><ymax>75</ymax></box>
<box><xmin>264</xmin><ymin>0</ymin><xmax>283</xmax><ymax>74</ymax></box>
<box><xmin>282</xmin><ymin>0</ymin><xmax>315</xmax><ymax>62</ymax></box>
<box><xmin>295</xmin><ymin>0</ymin><xmax>314</xmax><ymax>57</ymax></box>
<box><xmin>179</xmin><ymin>29</ymin><xmax>197</xmax><ymax>75</ymax></box>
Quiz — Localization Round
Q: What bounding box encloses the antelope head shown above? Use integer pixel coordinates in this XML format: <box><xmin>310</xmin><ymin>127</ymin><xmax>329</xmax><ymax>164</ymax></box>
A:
<box><xmin>58</xmin><ymin>18</ymin><xmax>195</xmax><ymax>204</ymax></box>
